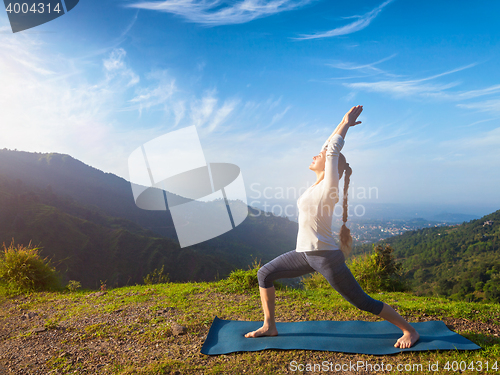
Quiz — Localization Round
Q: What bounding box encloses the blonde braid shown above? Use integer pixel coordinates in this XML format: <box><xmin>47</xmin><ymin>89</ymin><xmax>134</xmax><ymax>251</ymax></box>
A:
<box><xmin>338</xmin><ymin>155</ymin><xmax>353</xmax><ymax>256</ymax></box>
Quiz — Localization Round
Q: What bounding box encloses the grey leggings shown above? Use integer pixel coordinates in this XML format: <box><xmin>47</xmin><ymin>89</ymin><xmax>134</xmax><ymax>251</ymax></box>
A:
<box><xmin>257</xmin><ymin>249</ymin><xmax>384</xmax><ymax>315</ymax></box>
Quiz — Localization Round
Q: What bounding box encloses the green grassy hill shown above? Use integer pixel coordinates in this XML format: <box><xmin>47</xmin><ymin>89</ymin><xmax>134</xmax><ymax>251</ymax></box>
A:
<box><xmin>0</xmin><ymin>276</ymin><xmax>498</xmax><ymax>374</ymax></box>
<box><xmin>355</xmin><ymin>210</ymin><xmax>500</xmax><ymax>302</ymax></box>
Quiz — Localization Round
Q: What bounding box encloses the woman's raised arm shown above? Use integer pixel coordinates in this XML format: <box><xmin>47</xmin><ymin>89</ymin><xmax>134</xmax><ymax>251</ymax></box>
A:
<box><xmin>324</xmin><ymin>105</ymin><xmax>363</xmax><ymax>146</ymax></box>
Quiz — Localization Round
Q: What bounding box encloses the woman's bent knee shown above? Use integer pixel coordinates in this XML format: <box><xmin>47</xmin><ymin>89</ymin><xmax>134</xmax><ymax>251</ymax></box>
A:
<box><xmin>257</xmin><ymin>266</ymin><xmax>274</xmax><ymax>288</ymax></box>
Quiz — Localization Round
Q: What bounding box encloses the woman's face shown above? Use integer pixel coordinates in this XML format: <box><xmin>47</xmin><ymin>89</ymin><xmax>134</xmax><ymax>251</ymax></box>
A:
<box><xmin>309</xmin><ymin>149</ymin><xmax>326</xmax><ymax>171</ymax></box>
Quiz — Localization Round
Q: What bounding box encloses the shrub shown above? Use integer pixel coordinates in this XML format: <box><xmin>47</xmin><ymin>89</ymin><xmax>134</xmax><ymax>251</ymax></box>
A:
<box><xmin>350</xmin><ymin>244</ymin><xmax>408</xmax><ymax>293</ymax></box>
<box><xmin>224</xmin><ymin>259</ymin><xmax>261</xmax><ymax>293</ymax></box>
<box><xmin>349</xmin><ymin>252</ymin><xmax>380</xmax><ymax>293</ymax></box>
<box><xmin>221</xmin><ymin>259</ymin><xmax>283</xmax><ymax>293</ymax></box>
<box><xmin>66</xmin><ymin>280</ymin><xmax>82</xmax><ymax>292</ymax></box>
<box><xmin>143</xmin><ymin>264</ymin><xmax>170</xmax><ymax>285</ymax></box>
<box><xmin>301</xmin><ymin>271</ymin><xmax>330</xmax><ymax>290</ymax></box>
<box><xmin>0</xmin><ymin>240</ymin><xmax>62</xmax><ymax>292</ymax></box>
<box><xmin>226</xmin><ymin>268</ymin><xmax>259</xmax><ymax>291</ymax></box>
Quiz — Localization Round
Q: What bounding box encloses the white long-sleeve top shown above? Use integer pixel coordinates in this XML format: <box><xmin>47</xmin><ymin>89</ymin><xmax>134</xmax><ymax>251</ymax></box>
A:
<box><xmin>296</xmin><ymin>134</ymin><xmax>345</xmax><ymax>252</ymax></box>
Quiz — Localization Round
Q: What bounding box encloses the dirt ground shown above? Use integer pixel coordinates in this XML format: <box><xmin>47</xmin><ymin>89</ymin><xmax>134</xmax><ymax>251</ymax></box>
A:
<box><xmin>0</xmin><ymin>292</ymin><xmax>496</xmax><ymax>374</ymax></box>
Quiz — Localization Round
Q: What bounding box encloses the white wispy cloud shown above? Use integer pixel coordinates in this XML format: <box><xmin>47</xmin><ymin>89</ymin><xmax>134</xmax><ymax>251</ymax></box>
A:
<box><xmin>127</xmin><ymin>70</ymin><xmax>176</xmax><ymax>115</ymax></box>
<box><xmin>10</xmin><ymin>55</ymin><xmax>55</xmax><ymax>76</ymax></box>
<box><xmin>345</xmin><ymin>79</ymin><xmax>460</xmax><ymax>98</ymax></box>
<box><xmin>295</xmin><ymin>0</ymin><xmax>394</xmax><ymax>40</ymax></box>
<box><xmin>172</xmin><ymin>100</ymin><xmax>186</xmax><ymax>126</ymax></box>
<box><xmin>459</xmin><ymin>118</ymin><xmax>499</xmax><ymax>128</ymax></box>
<box><xmin>325</xmin><ymin>54</ymin><xmax>401</xmax><ymax>82</ymax></box>
<box><xmin>327</xmin><ymin>54</ymin><xmax>397</xmax><ymax>74</ymax></box>
<box><xmin>270</xmin><ymin>105</ymin><xmax>291</xmax><ymax>125</ymax></box>
<box><xmin>125</xmin><ymin>0</ymin><xmax>313</xmax><ymax>26</ymax></box>
<box><xmin>188</xmin><ymin>90</ymin><xmax>241</xmax><ymax>133</ymax></box>
<box><xmin>455</xmin><ymin>85</ymin><xmax>500</xmax><ymax>100</ymax></box>
<box><xmin>190</xmin><ymin>90</ymin><xmax>218</xmax><ymax>128</ymax></box>
<box><xmin>207</xmin><ymin>98</ymin><xmax>240</xmax><ymax>132</ymax></box>
<box><xmin>120</xmin><ymin>10</ymin><xmax>139</xmax><ymax>38</ymax></box>
<box><xmin>332</xmin><ymin>59</ymin><xmax>500</xmax><ymax>114</ymax></box>
<box><xmin>266</xmin><ymin>95</ymin><xmax>282</xmax><ymax>110</ymax></box>
<box><xmin>104</xmin><ymin>48</ymin><xmax>140</xmax><ymax>87</ymax></box>
<box><xmin>342</xmin><ymin>63</ymin><xmax>497</xmax><ymax>100</ymax></box>
<box><xmin>457</xmin><ymin>99</ymin><xmax>500</xmax><ymax>114</ymax></box>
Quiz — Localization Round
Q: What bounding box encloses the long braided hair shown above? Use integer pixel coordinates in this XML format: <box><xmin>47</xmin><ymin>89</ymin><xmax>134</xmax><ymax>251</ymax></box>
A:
<box><xmin>338</xmin><ymin>153</ymin><xmax>353</xmax><ymax>257</ymax></box>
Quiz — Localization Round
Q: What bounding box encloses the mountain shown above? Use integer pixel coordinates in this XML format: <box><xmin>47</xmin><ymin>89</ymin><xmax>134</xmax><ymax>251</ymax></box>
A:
<box><xmin>356</xmin><ymin>209</ymin><xmax>500</xmax><ymax>302</ymax></box>
<box><xmin>0</xmin><ymin>149</ymin><xmax>298</xmax><ymax>289</ymax></box>
<box><xmin>0</xmin><ymin>149</ymin><xmax>176</xmax><ymax>238</ymax></box>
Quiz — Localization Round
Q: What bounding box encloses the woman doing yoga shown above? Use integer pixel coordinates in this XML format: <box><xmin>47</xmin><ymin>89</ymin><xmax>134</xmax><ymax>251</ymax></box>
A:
<box><xmin>244</xmin><ymin>105</ymin><xmax>420</xmax><ymax>349</ymax></box>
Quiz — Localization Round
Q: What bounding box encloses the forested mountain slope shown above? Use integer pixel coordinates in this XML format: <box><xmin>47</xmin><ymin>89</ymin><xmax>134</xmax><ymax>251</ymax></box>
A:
<box><xmin>357</xmin><ymin>210</ymin><xmax>500</xmax><ymax>302</ymax></box>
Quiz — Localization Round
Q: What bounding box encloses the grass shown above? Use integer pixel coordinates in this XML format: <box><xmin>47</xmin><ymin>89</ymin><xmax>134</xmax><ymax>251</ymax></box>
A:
<box><xmin>1</xmin><ymin>274</ymin><xmax>498</xmax><ymax>374</ymax></box>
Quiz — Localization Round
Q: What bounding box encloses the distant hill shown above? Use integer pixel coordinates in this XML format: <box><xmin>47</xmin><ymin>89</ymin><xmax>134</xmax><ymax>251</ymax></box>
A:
<box><xmin>356</xmin><ymin>210</ymin><xmax>500</xmax><ymax>302</ymax></box>
<box><xmin>0</xmin><ymin>149</ymin><xmax>298</xmax><ymax>289</ymax></box>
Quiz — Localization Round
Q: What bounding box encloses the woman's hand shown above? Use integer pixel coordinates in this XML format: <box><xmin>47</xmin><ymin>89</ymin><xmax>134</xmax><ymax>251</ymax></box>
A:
<box><xmin>341</xmin><ymin>105</ymin><xmax>363</xmax><ymax>127</ymax></box>
<box><xmin>330</xmin><ymin>105</ymin><xmax>363</xmax><ymax>140</ymax></box>
<box><xmin>324</xmin><ymin>105</ymin><xmax>363</xmax><ymax>145</ymax></box>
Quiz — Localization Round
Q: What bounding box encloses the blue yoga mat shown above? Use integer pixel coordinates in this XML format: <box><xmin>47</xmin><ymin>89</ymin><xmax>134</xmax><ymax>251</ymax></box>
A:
<box><xmin>201</xmin><ymin>316</ymin><xmax>481</xmax><ymax>355</ymax></box>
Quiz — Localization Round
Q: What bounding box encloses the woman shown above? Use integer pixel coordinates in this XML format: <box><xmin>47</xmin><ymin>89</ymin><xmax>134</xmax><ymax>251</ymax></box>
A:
<box><xmin>244</xmin><ymin>105</ymin><xmax>419</xmax><ymax>349</ymax></box>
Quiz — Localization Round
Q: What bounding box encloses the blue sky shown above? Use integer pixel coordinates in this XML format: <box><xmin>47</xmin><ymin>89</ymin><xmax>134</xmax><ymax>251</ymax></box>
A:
<box><xmin>1</xmin><ymin>0</ymin><xmax>499</xmax><ymax>217</ymax></box>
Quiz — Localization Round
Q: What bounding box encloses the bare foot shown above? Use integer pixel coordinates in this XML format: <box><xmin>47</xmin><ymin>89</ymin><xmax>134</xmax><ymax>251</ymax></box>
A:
<box><xmin>394</xmin><ymin>329</ymin><xmax>420</xmax><ymax>348</ymax></box>
<box><xmin>244</xmin><ymin>325</ymin><xmax>278</xmax><ymax>338</ymax></box>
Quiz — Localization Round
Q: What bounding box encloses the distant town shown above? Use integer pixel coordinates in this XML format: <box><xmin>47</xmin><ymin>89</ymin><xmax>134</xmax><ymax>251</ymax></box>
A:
<box><xmin>249</xmin><ymin>200</ymin><xmax>479</xmax><ymax>244</ymax></box>
<box><xmin>331</xmin><ymin>218</ymin><xmax>461</xmax><ymax>244</ymax></box>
